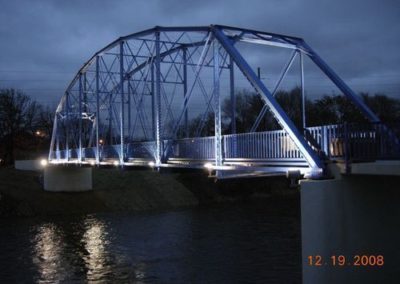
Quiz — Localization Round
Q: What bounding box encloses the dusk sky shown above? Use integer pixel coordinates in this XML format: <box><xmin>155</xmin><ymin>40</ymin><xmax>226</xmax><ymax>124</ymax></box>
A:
<box><xmin>0</xmin><ymin>0</ymin><xmax>399</xmax><ymax>106</ymax></box>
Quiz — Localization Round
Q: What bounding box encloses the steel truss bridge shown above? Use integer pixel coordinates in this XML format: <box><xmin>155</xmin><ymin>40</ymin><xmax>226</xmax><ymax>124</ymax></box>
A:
<box><xmin>48</xmin><ymin>25</ymin><xmax>400</xmax><ymax>179</ymax></box>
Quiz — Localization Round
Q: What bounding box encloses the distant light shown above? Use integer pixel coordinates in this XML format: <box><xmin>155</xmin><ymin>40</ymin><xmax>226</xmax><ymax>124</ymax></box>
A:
<box><xmin>40</xmin><ymin>159</ymin><xmax>48</xmax><ymax>167</ymax></box>
<box><xmin>35</xmin><ymin>130</ymin><xmax>41</xmax><ymax>136</ymax></box>
<box><xmin>113</xmin><ymin>160</ymin><xmax>119</xmax><ymax>166</ymax></box>
<box><xmin>89</xmin><ymin>160</ymin><xmax>95</xmax><ymax>166</ymax></box>
<box><xmin>148</xmin><ymin>161</ymin><xmax>155</xmax><ymax>167</ymax></box>
<box><xmin>204</xmin><ymin>163</ymin><xmax>213</xmax><ymax>169</ymax></box>
<box><xmin>99</xmin><ymin>139</ymin><xmax>104</xmax><ymax>145</ymax></box>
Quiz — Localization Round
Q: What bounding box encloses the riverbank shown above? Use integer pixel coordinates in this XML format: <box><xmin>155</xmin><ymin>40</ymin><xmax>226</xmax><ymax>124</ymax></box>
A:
<box><xmin>0</xmin><ymin>166</ymin><xmax>297</xmax><ymax>217</ymax></box>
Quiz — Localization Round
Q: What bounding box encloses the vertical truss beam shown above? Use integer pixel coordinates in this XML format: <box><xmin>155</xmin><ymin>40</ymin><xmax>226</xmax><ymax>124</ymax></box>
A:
<box><xmin>213</xmin><ymin>27</ymin><xmax>323</xmax><ymax>170</ymax></box>
<box><xmin>119</xmin><ymin>41</ymin><xmax>125</xmax><ymax>164</ymax></box>
<box><xmin>48</xmin><ymin>115</ymin><xmax>57</xmax><ymax>160</ymax></box>
<box><xmin>169</xmin><ymin>32</ymin><xmax>212</xmax><ymax>140</ymax></box>
<box><xmin>229</xmin><ymin>55</ymin><xmax>236</xmax><ymax>134</ymax></box>
<box><xmin>154</xmin><ymin>31</ymin><xmax>162</xmax><ymax>165</ymax></box>
<box><xmin>56</xmin><ymin>118</ymin><xmax>60</xmax><ymax>159</ymax></box>
<box><xmin>127</xmin><ymin>80</ymin><xmax>131</xmax><ymax>140</ymax></box>
<box><xmin>213</xmin><ymin>39</ymin><xmax>222</xmax><ymax>167</ymax></box>
<box><xmin>108</xmin><ymin>94</ymin><xmax>112</xmax><ymax>144</ymax></box>
<box><xmin>300</xmin><ymin>51</ymin><xmax>306</xmax><ymax>130</ymax></box>
<box><xmin>65</xmin><ymin>92</ymin><xmax>70</xmax><ymax>161</ymax></box>
<box><xmin>151</xmin><ymin>64</ymin><xmax>155</xmax><ymax>140</ymax></box>
<box><xmin>78</xmin><ymin>73</ymin><xmax>83</xmax><ymax>162</ymax></box>
<box><xmin>183</xmin><ymin>47</ymin><xmax>189</xmax><ymax>137</ymax></box>
<box><xmin>83</xmin><ymin>72</ymin><xmax>87</xmax><ymax>113</ymax></box>
<box><xmin>95</xmin><ymin>56</ymin><xmax>100</xmax><ymax>164</ymax></box>
<box><xmin>195</xmin><ymin>48</ymin><xmax>228</xmax><ymax>137</ymax></box>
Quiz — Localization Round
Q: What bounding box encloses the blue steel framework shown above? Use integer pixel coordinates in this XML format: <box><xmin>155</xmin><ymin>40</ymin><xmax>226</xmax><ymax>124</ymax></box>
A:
<box><xmin>48</xmin><ymin>25</ymin><xmax>397</xmax><ymax>179</ymax></box>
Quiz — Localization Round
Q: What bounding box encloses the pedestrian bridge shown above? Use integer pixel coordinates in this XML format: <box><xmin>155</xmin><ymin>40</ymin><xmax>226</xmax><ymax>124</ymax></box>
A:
<box><xmin>48</xmin><ymin>25</ymin><xmax>400</xmax><ymax>179</ymax></box>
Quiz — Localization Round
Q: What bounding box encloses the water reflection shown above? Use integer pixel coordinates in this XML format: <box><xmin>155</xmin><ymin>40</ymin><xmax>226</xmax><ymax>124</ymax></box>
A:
<box><xmin>32</xmin><ymin>223</ymin><xmax>68</xmax><ymax>283</ymax></box>
<box><xmin>31</xmin><ymin>216</ymin><xmax>133</xmax><ymax>283</ymax></box>
<box><xmin>82</xmin><ymin>217</ymin><xmax>110</xmax><ymax>282</ymax></box>
<box><xmin>6</xmin><ymin>200</ymin><xmax>301</xmax><ymax>283</ymax></box>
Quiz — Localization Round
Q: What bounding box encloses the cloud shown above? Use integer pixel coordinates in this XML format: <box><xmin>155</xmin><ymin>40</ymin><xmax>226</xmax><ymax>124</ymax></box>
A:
<box><xmin>0</xmin><ymin>0</ymin><xmax>399</xmax><ymax>103</ymax></box>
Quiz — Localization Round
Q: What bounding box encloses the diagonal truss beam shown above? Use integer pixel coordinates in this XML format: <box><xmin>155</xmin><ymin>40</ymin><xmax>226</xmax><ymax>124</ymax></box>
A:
<box><xmin>212</xmin><ymin>26</ymin><xmax>324</xmax><ymax>170</ymax></box>
<box><xmin>299</xmin><ymin>40</ymin><xmax>380</xmax><ymax>123</ymax></box>
<box><xmin>250</xmin><ymin>49</ymin><xmax>298</xmax><ymax>132</ymax></box>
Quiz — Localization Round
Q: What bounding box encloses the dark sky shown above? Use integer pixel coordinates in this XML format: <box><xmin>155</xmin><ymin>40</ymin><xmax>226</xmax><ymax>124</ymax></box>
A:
<box><xmin>0</xmin><ymin>0</ymin><xmax>399</xmax><ymax>106</ymax></box>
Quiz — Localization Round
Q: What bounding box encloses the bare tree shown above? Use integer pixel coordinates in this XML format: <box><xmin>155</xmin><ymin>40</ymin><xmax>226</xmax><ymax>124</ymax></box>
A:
<box><xmin>0</xmin><ymin>89</ymin><xmax>40</xmax><ymax>164</ymax></box>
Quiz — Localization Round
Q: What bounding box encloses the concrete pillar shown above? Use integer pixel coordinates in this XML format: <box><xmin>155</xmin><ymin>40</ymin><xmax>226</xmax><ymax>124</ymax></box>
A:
<box><xmin>44</xmin><ymin>166</ymin><xmax>92</xmax><ymax>192</ymax></box>
<box><xmin>300</xmin><ymin>170</ymin><xmax>400</xmax><ymax>283</ymax></box>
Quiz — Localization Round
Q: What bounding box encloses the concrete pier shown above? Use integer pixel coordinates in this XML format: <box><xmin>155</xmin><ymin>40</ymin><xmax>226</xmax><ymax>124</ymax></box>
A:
<box><xmin>44</xmin><ymin>166</ymin><xmax>92</xmax><ymax>192</ymax></box>
<box><xmin>300</xmin><ymin>164</ymin><xmax>400</xmax><ymax>283</ymax></box>
<box><xmin>15</xmin><ymin>160</ymin><xmax>44</xmax><ymax>171</ymax></box>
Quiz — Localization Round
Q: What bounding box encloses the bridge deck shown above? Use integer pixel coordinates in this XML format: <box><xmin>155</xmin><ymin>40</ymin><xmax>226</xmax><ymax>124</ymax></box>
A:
<box><xmin>50</xmin><ymin>123</ymin><xmax>400</xmax><ymax>179</ymax></box>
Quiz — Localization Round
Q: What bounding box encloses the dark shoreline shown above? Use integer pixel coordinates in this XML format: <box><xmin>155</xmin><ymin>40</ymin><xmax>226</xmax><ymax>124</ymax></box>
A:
<box><xmin>0</xmin><ymin>167</ymin><xmax>298</xmax><ymax>218</ymax></box>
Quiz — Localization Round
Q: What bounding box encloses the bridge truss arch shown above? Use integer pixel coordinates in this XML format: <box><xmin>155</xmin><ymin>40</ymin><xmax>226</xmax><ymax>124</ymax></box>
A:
<box><xmin>49</xmin><ymin>25</ymin><xmax>385</xmax><ymax>179</ymax></box>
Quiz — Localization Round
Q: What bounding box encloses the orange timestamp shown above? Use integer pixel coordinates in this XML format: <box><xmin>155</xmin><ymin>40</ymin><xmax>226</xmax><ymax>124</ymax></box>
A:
<box><xmin>307</xmin><ymin>255</ymin><xmax>384</xmax><ymax>267</ymax></box>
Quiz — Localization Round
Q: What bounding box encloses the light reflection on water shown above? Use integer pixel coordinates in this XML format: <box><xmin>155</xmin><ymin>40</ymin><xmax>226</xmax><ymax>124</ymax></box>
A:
<box><xmin>0</xmin><ymin>200</ymin><xmax>301</xmax><ymax>283</ymax></box>
<box><xmin>82</xmin><ymin>218</ymin><xmax>108</xmax><ymax>281</ymax></box>
<box><xmin>33</xmin><ymin>224</ymin><xmax>67</xmax><ymax>283</ymax></box>
<box><xmin>30</xmin><ymin>216</ymin><xmax>135</xmax><ymax>283</ymax></box>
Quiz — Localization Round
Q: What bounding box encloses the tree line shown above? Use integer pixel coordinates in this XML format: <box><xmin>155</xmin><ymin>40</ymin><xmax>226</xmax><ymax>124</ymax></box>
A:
<box><xmin>0</xmin><ymin>89</ymin><xmax>53</xmax><ymax>165</ymax></box>
<box><xmin>188</xmin><ymin>87</ymin><xmax>400</xmax><ymax>136</ymax></box>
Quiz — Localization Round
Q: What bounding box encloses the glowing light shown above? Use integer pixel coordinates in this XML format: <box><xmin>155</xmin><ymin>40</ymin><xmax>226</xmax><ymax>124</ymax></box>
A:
<box><xmin>99</xmin><ymin>139</ymin><xmax>104</xmax><ymax>145</ymax></box>
<box><xmin>148</xmin><ymin>161</ymin><xmax>155</xmax><ymax>167</ymax></box>
<box><xmin>40</xmin><ymin>159</ymin><xmax>48</xmax><ymax>167</ymax></box>
<box><xmin>204</xmin><ymin>163</ymin><xmax>213</xmax><ymax>169</ymax></box>
<box><xmin>89</xmin><ymin>160</ymin><xmax>96</xmax><ymax>166</ymax></box>
<box><xmin>113</xmin><ymin>160</ymin><xmax>119</xmax><ymax>166</ymax></box>
<box><xmin>35</xmin><ymin>130</ymin><xmax>41</xmax><ymax>136</ymax></box>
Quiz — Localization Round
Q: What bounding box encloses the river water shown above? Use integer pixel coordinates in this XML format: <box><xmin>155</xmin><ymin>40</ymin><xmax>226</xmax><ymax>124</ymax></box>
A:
<box><xmin>0</xmin><ymin>198</ymin><xmax>301</xmax><ymax>283</ymax></box>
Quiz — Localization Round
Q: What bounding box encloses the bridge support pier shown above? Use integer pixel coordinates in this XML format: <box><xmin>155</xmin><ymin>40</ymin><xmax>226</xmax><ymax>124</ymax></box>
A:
<box><xmin>44</xmin><ymin>166</ymin><xmax>92</xmax><ymax>192</ymax></box>
<box><xmin>300</xmin><ymin>167</ymin><xmax>400</xmax><ymax>283</ymax></box>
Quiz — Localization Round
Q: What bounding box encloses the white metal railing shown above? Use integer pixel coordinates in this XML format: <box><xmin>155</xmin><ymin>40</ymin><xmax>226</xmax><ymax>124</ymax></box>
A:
<box><xmin>51</xmin><ymin>123</ymin><xmax>400</xmax><ymax>164</ymax></box>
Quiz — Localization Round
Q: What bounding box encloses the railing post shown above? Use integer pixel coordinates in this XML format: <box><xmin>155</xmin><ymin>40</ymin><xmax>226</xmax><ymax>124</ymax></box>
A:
<box><xmin>119</xmin><ymin>40</ymin><xmax>125</xmax><ymax>166</ymax></box>
<box><xmin>154</xmin><ymin>30</ymin><xmax>162</xmax><ymax>166</ymax></box>
<box><xmin>344</xmin><ymin>123</ymin><xmax>351</xmax><ymax>174</ymax></box>
<box><xmin>323</xmin><ymin>126</ymin><xmax>329</xmax><ymax>158</ymax></box>
<box><xmin>95</xmin><ymin>55</ymin><xmax>100</xmax><ymax>165</ymax></box>
<box><xmin>213</xmin><ymin>39</ymin><xmax>223</xmax><ymax>167</ymax></box>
